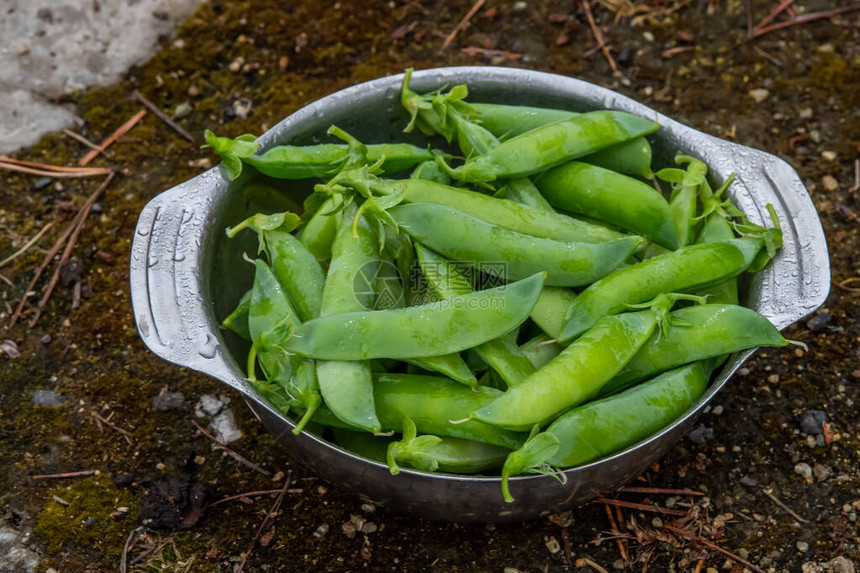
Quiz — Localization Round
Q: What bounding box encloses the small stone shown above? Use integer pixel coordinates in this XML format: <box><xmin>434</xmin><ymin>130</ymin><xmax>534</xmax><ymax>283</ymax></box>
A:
<box><xmin>711</xmin><ymin>405</ymin><xmax>724</xmax><ymax>415</ymax></box>
<box><xmin>821</xmin><ymin>175</ymin><xmax>838</xmax><ymax>191</ymax></box>
<box><xmin>341</xmin><ymin>521</ymin><xmax>356</xmax><ymax>539</ymax></box>
<box><xmin>209</xmin><ymin>409</ymin><xmax>242</xmax><ymax>443</ymax></box>
<box><xmin>153</xmin><ymin>391</ymin><xmax>188</xmax><ymax>412</ymax></box>
<box><xmin>821</xmin><ymin>151</ymin><xmax>837</xmax><ymax>161</ymax></box>
<box><xmin>830</xmin><ymin>557</ymin><xmax>855</xmax><ymax>573</ymax></box>
<box><xmin>196</xmin><ymin>395</ymin><xmax>224</xmax><ymax>417</ymax></box>
<box><xmin>688</xmin><ymin>424</ymin><xmax>714</xmax><ymax>444</ymax></box>
<box><xmin>545</xmin><ymin>536</ymin><xmax>560</xmax><ymax>553</ymax></box>
<box><xmin>187</xmin><ymin>84</ymin><xmax>200</xmax><ymax>97</ymax></box>
<box><xmin>313</xmin><ymin>523</ymin><xmax>329</xmax><ymax>538</ymax></box>
<box><xmin>805</xmin><ymin>435</ymin><xmax>817</xmax><ymax>448</ymax></box>
<box><xmin>796</xmin><ymin>540</ymin><xmax>809</xmax><ymax>552</ymax></box>
<box><xmin>350</xmin><ymin>514</ymin><xmax>366</xmax><ymax>533</ymax></box>
<box><xmin>767</xmin><ymin>374</ymin><xmax>780</xmax><ymax>383</ymax></box>
<box><xmin>812</xmin><ymin>464</ymin><xmax>831</xmax><ymax>481</ymax></box>
<box><xmin>1</xmin><ymin>340</ymin><xmax>21</xmax><ymax>359</ymax></box>
<box><xmin>40</xmin><ymin>334</ymin><xmax>52</xmax><ymax>345</ymax></box>
<box><xmin>361</xmin><ymin>521</ymin><xmax>377</xmax><ymax>534</ymax></box>
<box><xmin>794</xmin><ymin>462</ymin><xmax>813</xmax><ymax>479</ymax></box>
<box><xmin>798</xmin><ymin>410</ymin><xmax>828</xmax><ymax>435</ymax></box>
<box><xmin>799</xmin><ymin>107</ymin><xmax>813</xmax><ymax>119</ymax></box>
<box><xmin>802</xmin><ymin>562</ymin><xmax>822</xmax><ymax>573</ymax></box>
<box><xmin>651</xmin><ymin>517</ymin><xmax>663</xmax><ymax>528</ymax></box>
<box><xmin>59</xmin><ymin>257</ymin><xmax>83</xmax><ymax>286</ymax></box>
<box><xmin>33</xmin><ymin>389</ymin><xmax>66</xmax><ymax>408</ymax></box>
<box><xmin>512</xmin><ymin>1</ymin><xmax>527</xmax><ymax>11</ymax></box>
<box><xmin>193</xmin><ymin>455</ymin><xmax>206</xmax><ymax>465</ymax></box>
<box><xmin>34</xmin><ymin>177</ymin><xmax>52</xmax><ymax>190</ymax></box>
<box><xmin>173</xmin><ymin>102</ymin><xmax>193</xmax><ymax>119</ymax></box>
<box><xmin>361</xmin><ymin>503</ymin><xmax>376</xmax><ymax>513</ymax></box>
<box><xmin>749</xmin><ymin>88</ymin><xmax>769</xmax><ymax>103</ymax></box>
<box><xmin>643</xmin><ymin>31</ymin><xmax>655</xmax><ymax>42</ymax></box>
<box><xmin>173</xmin><ymin>39</ymin><xmax>185</xmax><ymax>49</ymax></box>
<box><xmin>317</xmin><ymin>485</ymin><xmax>328</xmax><ymax>495</ymax></box>
<box><xmin>16</xmin><ymin>43</ymin><xmax>30</xmax><ymax>55</ymax></box>
<box><xmin>228</xmin><ymin>57</ymin><xmax>245</xmax><ymax>72</ymax></box>
<box><xmin>809</xmin><ymin>130</ymin><xmax>821</xmax><ymax>143</ymax></box>
<box><xmin>232</xmin><ymin>98</ymin><xmax>253</xmax><ymax>119</ymax></box>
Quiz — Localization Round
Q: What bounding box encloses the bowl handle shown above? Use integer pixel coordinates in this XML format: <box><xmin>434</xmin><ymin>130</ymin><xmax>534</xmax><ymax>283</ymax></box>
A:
<box><xmin>129</xmin><ymin>172</ymin><xmax>252</xmax><ymax>396</ymax></box>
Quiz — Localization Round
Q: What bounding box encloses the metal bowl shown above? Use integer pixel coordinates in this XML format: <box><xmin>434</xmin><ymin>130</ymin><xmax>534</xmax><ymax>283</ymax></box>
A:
<box><xmin>130</xmin><ymin>67</ymin><xmax>830</xmax><ymax>523</ymax></box>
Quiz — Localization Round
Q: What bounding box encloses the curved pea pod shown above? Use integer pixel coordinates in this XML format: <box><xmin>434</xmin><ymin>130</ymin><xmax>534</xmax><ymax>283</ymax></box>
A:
<box><xmin>448</xmin><ymin>110</ymin><xmax>659</xmax><ymax>183</ymax></box>
<box><xmin>332</xmin><ymin>428</ymin><xmax>393</xmax><ymax>462</ymax></box>
<box><xmin>228</xmin><ymin>212</ymin><xmax>325</xmax><ymax>321</ymax></box>
<box><xmin>536</xmin><ymin>161</ymin><xmax>679</xmax><ymax>250</ymax></box>
<box><xmin>659</xmin><ymin>156</ymin><xmax>708</xmax><ymax>248</ymax></box>
<box><xmin>373</xmin><ymin>373</ymin><xmax>527</xmax><ymax>450</ymax></box>
<box><xmin>559</xmin><ymin>237</ymin><xmax>764</xmax><ymax>342</ymax></box>
<box><xmin>472</xmin><ymin>310</ymin><xmax>658</xmax><ymax>431</ymax></box>
<box><xmin>694</xmin><ymin>214</ymin><xmax>739</xmax><ymax>305</ymax></box>
<box><xmin>390</xmin><ymin>203</ymin><xmax>641</xmax><ymax>287</ymax></box>
<box><xmin>386</xmin><ymin>418</ymin><xmax>510</xmax><ymax>475</ymax></box>
<box><xmin>410</xmin><ymin>159</ymin><xmax>451</xmax><ymax>185</ymax></box>
<box><xmin>415</xmin><ymin>243</ymin><xmax>534</xmax><ymax>388</ymax></box>
<box><xmin>365</xmin><ymin>177</ymin><xmax>622</xmax><ymax>244</ymax></box>
<box><xmin>603</xmin><ymin>304</ymin><xmax>788</xmax><ymax>395</ymax></box>
<box><xmin>315</xmin><ymin>207</ymin><xmax>381</xmax><ymax>433</ymax></box>
<box><xmin>221</xmin><ymin>289</ymin><xmax>252</xmax><ymax>340</ymax></box>
<box><xmin>499</xmin><ymin>425</ymin><xmax>561</xmax><ymax>503</ymax></box>
<box><xmin>279</xmin><ymin>273</ymin><xmax>545</xmax><ymax>360</ymax></box>
<box><xmin>530</xmin><ymin>287</ymin><xmax>577</xmax><ymax>339</ymax></box>
<box><xmin>301</xmin><ymin>198</ymin><xmax>342</xmax><ymax>262</ymax></box>
<box><xmin>546</xmin><ymin>363</ymin><xmax>709</xmax><ymax>467</ymax></box>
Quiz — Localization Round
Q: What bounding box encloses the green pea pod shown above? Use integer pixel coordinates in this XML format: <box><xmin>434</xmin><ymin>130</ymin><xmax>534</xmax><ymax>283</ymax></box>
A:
<box><xmin>391</xmin><ymin>203</ymin><xmax>641</xmax><ymax>287</ymax></box>
<box><xmin>447</xmin><ymin>110</ymin><xmax>658</xmax><ymax>182</ymax></box>
<box><xmin>279</xmin><ymin>272</ymin><xmax>545</xmax><ymax>360</ymax></box>
<box><xmin>373</xmin><ymin>373</ymin><xmax>527</xmax><ymax>450</ymax></box>
<box><xmin>316</xmin><ymin>206</ymin><xmax>381</xmax><ymax>433</ymax></box>
<box><xmin>559</xmin><ymin>237</ymin><xmax>764</xmax><ymax>342</ymax></box>
<box><xmin>519</xmin><ymin>334</ymin><xmax>563</xmax><ymax>370</ymax></box>
<box><xmin>467</xmin><ymin>102</ymin><xmax>654</xmax><ymax>179</ymax></box>
<box><xmin>228</xmin><ymin>212</ymin><xmax>325</xmax><ymax>321</ymax></box>
<box><xmin>221</xmin><ymin>289</ymin><xmax>252</xmax><ymax>340</ymax></box>
<box><xmin>409</xmin><ymin>159</ymin><xmax>451</xmax><ymax>185</ymax></box>
<box><xmin>301</xmin><ymin>196</ymin><xmax>343</xmax><ymax>262</ymax></box>
<box><xmin>415</xmin><ymin>243</ymin><xmax>535</xmax><ymax>388</ymax></box>
<box><xmin>352</xmin><ymin>174</ymin><xmax>621</xmax><ymax>244</ymax></box>
<box><xmin>473</xmin><ymin>310</ymin><xmax>659</xmax><ymax>431</ymax></box>
<box><xmin>694</xmin><ymin>213</ymin><xmax>739</xmax><ymax>305</ymax></box>
<box><xmin>332</xmin><ymin>428</ymin><xmax>392</xmax><ymax>462</ymax></box>
<box><xmin>536</xmin><ymin>161</ymin><xmax>679</xmax><ymax>250</ymax></box>
<box><xmin>603</xmin><ymin>304</ymin><xmax>788</xmax><ymax>395</ymax></box>
<box><xmin>546</xmin><ymin>363</ymin><xmax>709</xmax><ymax>467</ymax></box>
<box><xmin>387</xmin><ymin>417</ymin><xmax>510</xmax><ymax>475</ymax></box>
<box><xmin>662</xmin><ymin>156</ymin><xmax>708</xmax><ymax>248</ymax></box>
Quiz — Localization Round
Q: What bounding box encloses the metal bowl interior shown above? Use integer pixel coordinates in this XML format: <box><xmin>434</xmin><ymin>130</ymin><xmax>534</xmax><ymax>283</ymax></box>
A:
<box><xmin>130</xmin><ymin>67</ymin><xmax>830</xmax><ymax>523</ymax></box>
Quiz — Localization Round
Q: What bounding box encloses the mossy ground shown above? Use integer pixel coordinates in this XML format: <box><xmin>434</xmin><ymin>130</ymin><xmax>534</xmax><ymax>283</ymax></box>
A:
<box><xmin>1</xmin><ymin>0</ymin><xmax>858</xmax><ymax>571</ymax></box>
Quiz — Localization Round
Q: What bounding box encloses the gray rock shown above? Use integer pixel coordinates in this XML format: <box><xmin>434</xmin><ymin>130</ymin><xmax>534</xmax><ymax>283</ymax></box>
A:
<box><xmin>195</xmin><ymin>394</ymin><xmax>224</xmax><ymax>417</ymax></box>
<box><xmin>798</xmin><ymin>410</ymin><xmax>828</xmax><ymax>435</ymax></box>
<box><xmin>209</xmin><ymin>409</ymin><xmax>242</xmax><ymax>443</ymax></box>
<box><xmin>831</xmin><ymin>557</ymin><xmax>855</xmax><ymax>573</ymax></box>
<box><xmin>794</xmin><ymin>462</ymin><xmax>813</xmax><ymax>480</ymax></box>
<box><xmin>32</xmin><ymin>389</ymin><xmax>66</xmax><ymax>408</ymax></box>
<box><xmin>153</xmin><ymin>391</ymin><xmax>188</xmax><ymax>412</ymax></box>
<box><xmin>687</xmin><ymin>424</ymin><xmax>714</xmax><ymax>444</ymax></box>
<box><xmin>806</xmin><ymin>312</ymin><xmax>831</xmax><ymax>332</ymax></box>
<box><xmin>0</xmin><ymin>524</ymin><xmax>40</xmax><ymax>573</ymax></box>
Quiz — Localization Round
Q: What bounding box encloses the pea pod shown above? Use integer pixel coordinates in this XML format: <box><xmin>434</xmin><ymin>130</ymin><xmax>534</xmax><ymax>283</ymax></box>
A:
<box><xmin>446</xmin><ymin>110</ymin><xmax>658</xmax><ymax>183</ymax></box>
<box><xmin>373</xmin><ymin>373</ymin><xmax>526</xmax><ymax>450</ymax></box>
<box><xmin>205</xmin><ymin>129</ymin><xmax>443</xmax><ymax>181</ymax></box>
<box><xmin>660</xmin><ymin>156</ymin><xmax>708</xmax><ymax>248</ymax></box>
<box><xmin>559</xmin><ymin>238</ymin><xmax>764</xmax><ymax>342</ymax></box>
<box><xmin>390</xmin><ymin>203</ymin><xmax>641</xmax><ymax>287</ymax></box>
<box><xmin>519</xmin><ymin>334</ymin><xmax>562</xmax><ymax>370</ymax></box>
<box><xmin>530</xmin><ymin>287</ymin><xmax>577</xmax><ymax>339</ymax></box>
<box><xmin>278</xmin><ymin>272</ymin><xmax>545</xmax><ymax>360</ymax></box>
<box><xmin>221</xmin><ymin>289</ymin><xmax>252</xmax><ymax>340</ymax></box>
<box><xmin>472</xmin><ymin>310</ymin><xmax>659</xmax><ymax>431</ymax></box>
<box><xmin>315</xmin><ymin>205</ymin><xmax>381</xmax><ymax>433</ymax></box>
<box><xmin>546</xmin><ymin>363</ymin><xmax>709</xmax><ymax>467</ymax></box>
<box><xmin>346</xmin><ymin>175</ymin><xmax>622</xmax><ymax>244</ymax></box>
<box><xmin>468</xmin><ymin>102</ymin><xmax>654</xmax><ymax>179</ymax></box>
<box><xmin>228</xmin><ymin>211</ymin><xmax>325</xmax><ymax>321</ymax></box>
<box><xmin>603</xmin><ymin>304</ymin><xmax>788</xmax><ymax>395</ymax></box>
<box><xmin>415</xmin><ymin>243</ymin><xmax>535</xmax><ymax>388</ymax></box>
<box><xmin>387</xmin><ymin>417</ymin><xmax>510</xmax><ymax>475</ymax></box>
<box><xmin>694</xmin><ymin>213</ymin><xmax>739</xmax><ymax>305</ymax></box>
<box><xmin>300</xmin><ymin>196</ymin><xmax>342</xmax><ymax>262</ymax></box>
<box><xmin>535</xmin><ymin>161</ymin><xmax>679</xmax><ymax>250</ymax></box>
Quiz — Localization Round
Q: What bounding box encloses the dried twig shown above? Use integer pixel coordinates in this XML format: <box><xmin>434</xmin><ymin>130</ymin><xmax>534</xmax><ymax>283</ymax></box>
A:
<box><xmin>29</xmin><ymin>172</ymin><xmax>115</xmax><ymax>326</ymax></box>
<box><xmin>761</xmin><ymin>487</ymin><xmax>809</xmax><ymax>523</ymax></box>
<box><xmin>235</xmin><ymin>471</ymin><xmax>292</xmax><ymax>573</ymax></box>
<box><xmin>0</xmin><ymin>156</ymin><xmax>110</xmax><ymax>173</ymax></box>
<box><xmin>208</xmin><ymin>489</ymin><xmax>285</xmax><ymax>507</ymax></box>
<box><xmin>595</xmin><ymin>497</ymin><xmax>687</xmax><ymax>516</ymax></box>
<box><xmin>752</xmin><ymin>0</ymin><xmax>794</xmax><ymax>33</ymax></box>
<box><xmin>836</xmin><ymin>277</ymin><xmax>860</xmax><ymax>292</ymax></box>
<box><xmin>749</xmin><ymin>4</ymin><xmax>860</xmax><ymax>39</ymax></box>
<box><xmin>604</xmin><ymin>503</ymin><xmax>629</xmax><ymax>560</ymax></box>
<box><xmin>120</xmin><ymin>527</ymin><xmax>148</xmax><ymax>573</ymax></box>
<box><xmin>79</xmin><ymin>109</ymin><xmax>147</xmax><ymax>166</ymax></box>
<box><xmin>581</xmin><ymin>0</ymin><xmax>618</xmax><ymax>72</ymax></box>
<box><xmin>664</xmin><ymin>523</ymin><xmax>766</xmax><ymax>573</ymax></box>
<box><xmin>91</xmin><ymin>409</ymin><xmax>135</xmax><ymax>445</ymax></box>
<box><xmin>63</xmin><ymin>129</ymin><xmax>113</xmax><ymax>158</ymax></box>
<box><xmin>0</xmin><ymin>159</ymin><xmax>109</xmax><ymax>178</ymax></box>
<box><xmin>0</xmin><ymin>222</ymin><xmax>53</xmax><ymax>269</ymax></box>
<box><xmin>617</xmin><ymin>486</ymin><xmax>705</xmax><ymax>496</ymax></box>
<box><xmin>575</xmin><ymin>558</ymin><xmax>610</xmax><ymax>573</ymax></box>
<box><xmin>133</xmin><ymin>91</ymin><xmax>195</xmax><ymax>143</ymax></box>
<box><xmin>0</xmin><ymin>272</ymin><xmax>12</xmax><ymax>287</ymax></box>
<box><xmin>460</xmin><ymin>46</ymin><xmax>522</xmax><ymax>60</ymax></box>
<box><xmin>850</xmin><ymin>159</ymin><xmax>859</xmax><ymax>192</ymax></box>
<box><xmin>441</xmin><ymin>0</ymin><xmax>485</xmax><ymax>50</ymax></box>
<box><xmin>32</xmin><ymin>469</ymin><xmax>99</xmax><ymax>480</ymax></box>
<box><xmin>192</xmin><ymin>420</ymin><xmax>271</xmax><ymax>476</ymax></box>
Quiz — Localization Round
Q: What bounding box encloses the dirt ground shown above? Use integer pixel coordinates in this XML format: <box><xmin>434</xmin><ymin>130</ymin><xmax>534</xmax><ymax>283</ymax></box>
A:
<box><xmin>1</xmin><ymin>0</ymin><xmax>858</xmax><ymax>571</ymax></box>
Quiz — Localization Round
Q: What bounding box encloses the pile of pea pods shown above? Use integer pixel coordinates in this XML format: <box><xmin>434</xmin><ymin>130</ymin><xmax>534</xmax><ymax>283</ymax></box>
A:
<box><xmin>207</xmin><ymin>69</ymin><xmax>788</xmax><ymax>502</ymax></box>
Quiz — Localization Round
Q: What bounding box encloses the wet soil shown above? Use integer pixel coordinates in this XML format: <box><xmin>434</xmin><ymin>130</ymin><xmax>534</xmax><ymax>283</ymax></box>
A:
<box><xmin>0</xmin><ymin>0</ymin><xmax>858</xmax><ymax>571</ymax></box>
